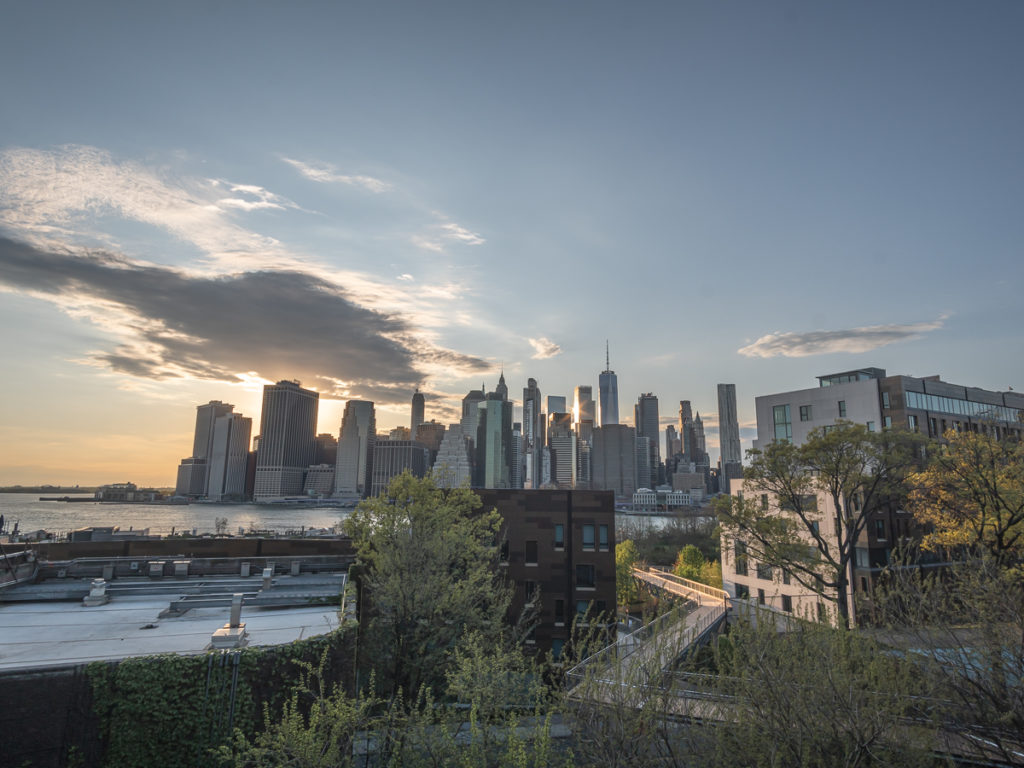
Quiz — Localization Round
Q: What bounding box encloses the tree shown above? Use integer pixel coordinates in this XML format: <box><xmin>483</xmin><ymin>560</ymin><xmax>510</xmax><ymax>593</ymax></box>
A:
<box><xmin>908</xmin><ymin>429</ymin><xmax>1024</xmax><ymax>566</ymax></box>
<box><xmin>615</xmin><ymin>539</ymin><xmax>641</xmax><ymax>606</ymax></box>
<box><xmin>342</xmin><ymin>471</ymin><xmax>513</xmax><ymax>697</ymax></box>
<box><xmin>716</xmin><ymin>422</ymin><xmax>922</xmax><ymax>629</ymax></box>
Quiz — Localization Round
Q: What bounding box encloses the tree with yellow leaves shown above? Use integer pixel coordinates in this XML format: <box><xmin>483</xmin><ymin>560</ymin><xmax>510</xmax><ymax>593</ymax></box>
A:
<box><xmin>909</xmin><ymin>429</ymin><xmax>1024</xmax><ymax>566</ymax></box>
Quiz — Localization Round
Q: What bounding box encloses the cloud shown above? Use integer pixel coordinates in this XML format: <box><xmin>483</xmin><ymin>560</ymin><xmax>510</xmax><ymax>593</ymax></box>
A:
<box><xmin>440</xmin><ymin>222</ymin><xmax>485</xmax><ymax>246</ymax></box>
<box><xmin>528</xmin><ymin>337</ymin><xmax>562</xmax><ymax>359</ymax></box>
<box><xmin>0</xmin><ymin>145</ymin><xmax>302</xmax><ymax>271</ymax></box>
<box><xmin>0</xmin><ymin>237</ymin><xmax>489</xmax><ymax>404</ymax></box>
<box><xmin>737</xmin><ymin>317</ymin><xmax>947</xmax><ymax>358</ymax></box>
<box><xmin>281</xmin><ymin>157</ymin><xmax>390</xmax><ymax>193</ymax></box>
<box><xmin>412</xmin><ymin>219</ymin><xmax>486</xmax><ymax>253</ymax></box>
<box><xmin>397</xmin><ymin>273</ymin><xmax>414</xmax><ymax>281</ymax></box>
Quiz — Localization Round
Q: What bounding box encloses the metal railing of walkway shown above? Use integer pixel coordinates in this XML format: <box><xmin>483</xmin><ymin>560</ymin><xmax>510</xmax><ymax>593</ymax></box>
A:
<box><xmin>565</xmin><ymin>567</ymin><xmax>729</xmax><ymax>701</ymax></box>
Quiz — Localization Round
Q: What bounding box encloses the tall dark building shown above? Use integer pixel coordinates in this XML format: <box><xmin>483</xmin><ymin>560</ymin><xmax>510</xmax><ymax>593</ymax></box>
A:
<box><xmin>522</xmin><ymin>378</ymin><xmax>543</xmax><ymax>489</ymax></box>
<box><xmin>598</xmin><ymin>342</ymin><xmax>619</xmax><ymax>426</ymax></box>
<box><xmin>253</xmin><ymin>381</ymin><xmax>319</xmax><ymax>500</ymax></box>
<box><xmin>411</xmin><ymin>389</ymin><xmax>425</xmax><ymax>441</ymax></box>
<box><xmin>591</xmin><ymin>424</ymin><xmax>637</xmax><ymax>498</ymax></box>
<box><xmin>335</xmin><ymin>400</ymin><xmax>376</xmax><ymax>497</ymax></box>
<box><xmin>634</xmin><ymin>393</ymin><xmax>661</xmax><ymax>487</ymax></box>
<box><xmin>370</xmin><ymin>440</ymin><xmax>429</xmax><ymax>497</ymax></box>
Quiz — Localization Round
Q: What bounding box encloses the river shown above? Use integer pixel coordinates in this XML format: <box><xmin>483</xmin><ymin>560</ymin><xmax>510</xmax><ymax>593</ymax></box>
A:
<box><xmin>0</xmin><ymin>492</ymin><xmax>713</xmax><ymax>539</ymax></box>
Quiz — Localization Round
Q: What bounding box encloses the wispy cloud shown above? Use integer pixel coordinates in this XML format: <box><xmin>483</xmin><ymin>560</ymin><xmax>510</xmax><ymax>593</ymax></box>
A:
<box><xmin>737</xmin><ymin>316</ymin><xmax>947</xmax><ymax>358</ymax></box>
<box><xmin>281</xmin><ymin>157</ymin><xmax>389</xmax><ymax>193</ymax></box>
<box><xmin>0</xmin><ymin>145</ymin><xmax>301</xmax><ymax>270</ymax></box>
<box><xmin>528</xmin><ymin>337</ymin><xmax>562</xmax><ymax>359</ymax></box>
<box><xmin>412</xmin><ymin>218</ymin><xmax>486</xmax><ymax>253</ymax></box>
<box><xmin>397</xmin><ymin>273</ymin><xmax>414</xmax><ymax>281</ymax></box>
<box><xmin>441</xmin><ymin>222</ymin><xmax>485</xmax><ymax>246</ymax></box>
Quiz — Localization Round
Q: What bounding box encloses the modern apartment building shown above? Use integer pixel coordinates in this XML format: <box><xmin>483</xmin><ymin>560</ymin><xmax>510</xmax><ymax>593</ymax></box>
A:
<box><xmin>723</xmin><ymin>367</ymin><xmax>1024</xmax><ymax>624</ymax></box>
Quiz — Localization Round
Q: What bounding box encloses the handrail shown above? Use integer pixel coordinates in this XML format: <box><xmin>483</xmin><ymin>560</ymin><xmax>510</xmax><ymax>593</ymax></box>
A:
<box><xmin>634</xmin><ymin>566</ymin><xmax>730</xmax><ymax>605</ymax></box>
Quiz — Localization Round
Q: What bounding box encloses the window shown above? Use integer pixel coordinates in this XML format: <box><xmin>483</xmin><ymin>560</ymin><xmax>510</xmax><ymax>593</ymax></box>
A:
<box><xmin>756</xmin><ymin>563</ymin><xmax>774</xmax><ymax>581</ymax></box>
<box><xmin>883</xmin><ymin>416</ymin><xmax>892</xmax><ymax>429</ymax></box>
<box><xmin>735</xmin><ymin>584</ymin><xmax>749</xmax><ymax>599</ymax></box>
<box><xmin>882</xmin><ymin>391</ymin><xmax>891</xmax><ymax>409</ymax></box>
<box><xmin>524</xmin><ymin>580</ymin><xmax>538</xmax><ymax>602</ymax></box>
<box><xmin>908</xmin><ymin>414</ymin><xmax>918</xmax><ymax>432</ymax></box>
<box><xmin>760</xmin><ymin>493</ymin><xmax>769</xmax><ymax>511</ymax></box>
<box><xmin>576</xmin><ymin>599</ymin><xmax>590</xmax><ymax>616</ymax></box>
<box><xmin>810</xmin><ymin>521</ymin><xmax>820</xmax><ymax>536</ymax></box>
<box><xmin>757</xmin><ymin>588</ymin><xmax>766</xmax><ymax>606</ymax></box>
<box><xmin>866</xmin><ymin>421</ymin><xmax>876</xmax><ymax>432</ymax></box>
<box><xmin>781</xmin><ymin>595</ymin><xmax>793</xmax><ymax>613</ymax></box>
<box><xmin>500</xmin><ymin>539</ymin><xmax>509</xmax><ymax>564</ymax></box>
<box><xmin>817</xmin><ymin>603</ymin><xmax>828</xmax><ymax>624</ymax></box>
<box><xmin>782</xmin><ymin>570</ymin><xmax>791</xmax><ymax>585</ymax></box>
<box><xmin>838</xmin><ymin>400</ymin><xmax>847</xmax><ymax>417</ymax></box>
<box><xmin>773</xmin><ymin>404</ymin><xmax>792</xmax><ymax>442</ymax></box>
<box><xmin>874</xmin><ymin>519</ymin><xmax>886</xmax><ymax>541</ymax></box>
<box><xmin>734</xmin><ymin>540</ymin><xmax>748</xmax><ymax>576</ymax></box>
<box><xmin>582</xmin><ymin>524</ymin><xmax>595</xmax><ymax>551</ymax></box>
<box><xmin>525</xmin><ymin>540</ymin><xmax>538</xmax><ymax>565</ymax></box>
<box><xmin>576</xmin><ymin>564</ymin><xmax>596</xmax><ymax>589</ymax></box>
<box><xmin>598</xmin><ymin>524</ymin><xmax>609</xmax><ymax>551</ymax></box>
<box><xmin>928</xmin><ymin>417</ymin><xmax>937</xmax><ymax>437</ymax></box>
<box><xmin>551</xmin><ymin>638</ymin><xmax>564</xmax><ymax>660</ymax></box>
<box><xmin>554</xmin><ymin>524</ymin><xmax>564</xmax><ymax>550</ymax></box>
<box><xmin>799</xmin><ymin>405</ymin><xmax>812</xmax><ymax>422</ymax></box>
<box><xmin>554</xmin><ymin>599</ymin><xmax>565</xmax><ymax>625</ymax></box>
<box><xmin>856</xmin><ymin>547</ymin><xmax>869</xmax><ymax>567</ymax></box>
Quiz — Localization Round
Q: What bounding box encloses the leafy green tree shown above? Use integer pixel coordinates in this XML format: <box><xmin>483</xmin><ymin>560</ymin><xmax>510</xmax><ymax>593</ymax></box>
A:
<box><xmin>908</xmin><ymin>429</ymin><xmax>1024</xmax><ymax>566</ymax></box>
<box><xmin>673</xmin><ymin>544</ymin><xmax>706</xmax><ymax>580</ymax></box>
<box><xmin>716</xmin><ymin>422</ymin><xmax>922</xmax><ymax>628</ymax></box>
<box><xmin>615</xmin><ymin>539</ymin><xmax>641</xmax><ymax>606</ymax></box>
<box><xmin>343</xmin><ymin>471</ymin><xmax>513</xmax><ymax>697</ymax></box>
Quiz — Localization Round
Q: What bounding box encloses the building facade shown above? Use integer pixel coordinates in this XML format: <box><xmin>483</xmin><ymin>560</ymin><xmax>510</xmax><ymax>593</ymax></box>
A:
<box><xmin>370</xmin><ymin>440</ymin><xmax>429</xmax><ymax>497</ymax></box>
<box><xmin>598</xmin><ymin>344</ymin><xmax>619</xmax><ymax>426</ymax></box>
<box><xmin>717</xmin><ymin>383</ymin><xmax>743</xmax><ymax>469</ymax></box>
<box><xmin>478</xmin><ymin>489</ymin><xmax>617</xmax><ymax>657</ymax></box>
<box><xmin>335</xmin><ymin>400</ymin><xmax>376</xmax><ymax>498</ymax></box>
<box><xmin>591</xmin><ymin>424</ymin><xmax>637</xmax><ymax>498</ymax></box>
<box><xmin>253</xmin><ymin>381</ymin><xmax>319</xmax><ymax>501</ymax></box>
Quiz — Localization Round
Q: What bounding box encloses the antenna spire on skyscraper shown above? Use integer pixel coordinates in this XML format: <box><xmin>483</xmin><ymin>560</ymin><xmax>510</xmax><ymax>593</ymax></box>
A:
<box><xmin>605</xmin><ymin>340</ymin><xmax>610</xmax><ymax>371</ymax></box>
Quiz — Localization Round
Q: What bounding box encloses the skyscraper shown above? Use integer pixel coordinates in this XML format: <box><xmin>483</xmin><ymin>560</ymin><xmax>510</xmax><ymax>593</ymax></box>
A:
<box><xmin>546</xmin><ymin>395</ymin><xmax>567</xmax><ymax>414</ymax></box>
<box><xmin>175</xmin><ymin>400</ymin><xmax>235</xmax><ymax>498</ymax></box>
<box><xmin>547</xmin><ymin>412</ymin><xmax>577</xmax><ymax>489</ymax></box>
<box><xmin>598</xmin><ymin>342</ymin><xmax>619</xmax><ymax>426</ymax></box>
<box><xmin>634</xmin><ymin>393</ymin><xmax>661</xmax><ymax>487</ymax></box>
<box><xmin>476</xmin><ymin>397</ymin><xmax>513</xmax><ymax>488</ymax></box>
<box><xmin>717</xmin><ymin>383</ymin><xmax>743</xmax><ymax>466</ymax></box>
<box><xmin>679</xmin><ymin>400</ymin><xmax>694</xmax><ymax>463</ymax></box>
<box><xmin>573</xmin><ymin>385</ymin><xmax>595</xmax><ymax>425</ymax></box>
<box><xmin>335</xmin><ymin>400</ymin><xmax>376</xmax><ymax>498</ymax></box>
<box><xmin>410</xmin><ymin>389</ymin><xmax>425</xmax><ymax>441</ymax></box>
<box><xmin>433</xmin><ymin>424</ymin><xmax>472</xmax><ymax>488</ymax></box>
<box><xmin>370</xmin><ymin>440</ymin><xmax>429</xmax><ymax>497</ymax></box>
<box><xmin>591</xmin><ymin>424</ymin><xmax>636</xmax><ymax>497</ymax></box>
<box><xmin>206</xmin><ymin>412</ymin><xmax>252</xmax><ymax>501</ymax></box>
<box><xmin>253</xmin><ymin>381</ymin><xmax>319</xmax><ymax>500</ymax></box>
<box><xmin>522</xmin><ymin>378</ymin><xmax>543</xmax><ymax>489</ymax></box>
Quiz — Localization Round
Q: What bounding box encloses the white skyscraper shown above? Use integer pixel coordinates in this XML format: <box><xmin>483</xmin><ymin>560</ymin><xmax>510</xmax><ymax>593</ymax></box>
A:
<box><xmin>335</xmin><ymin>400</ymin><xmax>376</xmax><ymax>498</ymax></box>
<box><xmin>206</xmin><ymin>412</ymin><xmax>252</xmax><ymax>501</ymax></box>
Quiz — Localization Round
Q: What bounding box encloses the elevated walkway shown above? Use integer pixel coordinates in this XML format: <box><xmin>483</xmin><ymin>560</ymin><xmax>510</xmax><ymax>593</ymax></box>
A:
<box><xmin>566</xmin><ymin>567</ymin><xmax>728</xmax><ymax>702</ymax></box>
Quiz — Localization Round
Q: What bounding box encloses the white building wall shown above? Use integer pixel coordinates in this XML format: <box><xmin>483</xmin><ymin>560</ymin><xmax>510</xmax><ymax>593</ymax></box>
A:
<box><xmin>752</xmin><ymin>378</ymin><xmax>882</xmax><ymax>451</ymax></box>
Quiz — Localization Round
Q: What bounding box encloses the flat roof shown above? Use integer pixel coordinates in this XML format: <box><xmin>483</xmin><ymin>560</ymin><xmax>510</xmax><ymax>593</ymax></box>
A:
<box><xmin>0</xmin><ymin>592</ymin><xmax>340</xmax><ymax>672</ymax></box>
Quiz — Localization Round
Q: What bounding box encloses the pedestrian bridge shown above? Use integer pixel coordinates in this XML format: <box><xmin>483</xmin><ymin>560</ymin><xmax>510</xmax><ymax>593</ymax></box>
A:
<box><xmin>565</xmin><ymin>567</ymin><xmax>728</xmax><ymax>700</ymax></box>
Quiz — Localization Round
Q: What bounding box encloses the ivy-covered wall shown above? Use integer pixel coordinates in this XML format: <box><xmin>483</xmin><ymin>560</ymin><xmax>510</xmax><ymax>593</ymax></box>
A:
<box><xmin>0</xmin><ymin>625</ymin><xmax>356</xmax><ymax>768</ymax></box>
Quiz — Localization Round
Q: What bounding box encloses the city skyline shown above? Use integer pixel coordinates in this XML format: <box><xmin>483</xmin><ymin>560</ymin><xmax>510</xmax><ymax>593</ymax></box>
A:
<box><xmin>2</xmin><ymin>2</ymin><xmax>1023</xmax><ymax>485</ymax></box>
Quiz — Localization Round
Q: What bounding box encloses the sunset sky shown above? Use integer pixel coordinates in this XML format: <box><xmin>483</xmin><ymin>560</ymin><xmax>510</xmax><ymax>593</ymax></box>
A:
<box><xmin>2</xmin><ymin>1</ymin><xmax>1022</xmax><ymax>486</ymax></box>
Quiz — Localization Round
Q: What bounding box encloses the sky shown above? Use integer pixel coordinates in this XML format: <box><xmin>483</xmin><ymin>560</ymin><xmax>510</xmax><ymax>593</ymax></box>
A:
<box><xmin>1</xmin><ymin>1</ymin><xmax>1022</xmax><ymax>486</ymax></box>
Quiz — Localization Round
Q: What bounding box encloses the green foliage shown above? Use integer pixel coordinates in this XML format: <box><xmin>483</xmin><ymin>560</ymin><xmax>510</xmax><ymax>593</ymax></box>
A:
<box><xmin>614</xmin><ymin>539</ymin><xmax>641</xmax><ymax>606</ymax></box>
<box><xmin>696</xmin><ymin>617</ymin><xmax>937</xmax><ymax>768</ymax></box>
<box><xmin>909</xmin><ymin>429</ymin><xmax>1024</xmax><ymax>565</ymax></box>
<box><xmin>717</xmin><ymin>422</ymin><xmax>923</xmax><ymax>628</ymax></box>
<box><xmin>86</xmin><ymin>627</ymin><xmax>354</xmax><ymax>768</ymax></box>
<box><xmin>343</xmin><ymin>471</ymin><xmax>514</xmax><ymax>698</ymax></box>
